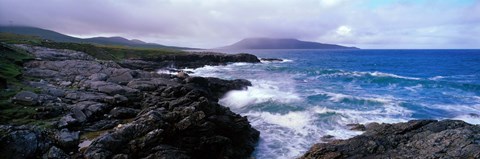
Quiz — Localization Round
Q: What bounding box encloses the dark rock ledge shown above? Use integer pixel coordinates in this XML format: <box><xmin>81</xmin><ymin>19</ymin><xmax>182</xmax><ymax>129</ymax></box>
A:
<box><xmin>300</xmin><ymin>120</ymin><xmax>480</xmax><ymax>159</ymax></box>
<box><xmin>0</xmin><ymin>44</ymin><xmax>260</xmax><ymax>159</ymax></box>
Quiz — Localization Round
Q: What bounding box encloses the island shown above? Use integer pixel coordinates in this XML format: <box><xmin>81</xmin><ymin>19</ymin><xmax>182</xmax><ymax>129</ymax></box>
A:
<box><xmin>217</xmin><ymin>37</ymin><xmax>359</xmax><ymax>50</ymax></box>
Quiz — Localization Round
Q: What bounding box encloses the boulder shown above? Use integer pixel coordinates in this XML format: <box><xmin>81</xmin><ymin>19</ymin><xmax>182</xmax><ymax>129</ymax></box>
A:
<box><xmin>107</xmin><ymin>69</ymin><xmax>134</xmax><ymax>85</ymax></box>
<box><xmin>12</xmin><ymin>91</ymin><xmax>39</xmax><ymax>106</ymax></box>
<box><xmin>54</xmin><ymin>129</ymin><xmax>80</xmax><ymax>151</ymax></box>
<box><xmin>109</xmin><ymin>107</ymin><xmax>139</xmax><ymax>119</ymax></box>
<box><xmin>69</xmin><ymin>101</ymin><xmax>109</xmax><ymax>123</ymax></box>
<box><xmin>42</xmin><ymin>146</ymin><xmax>69</xmax><ymax>159</ymax></box>
<box><xmin>89</xmin><ymin>73</ymin><xmax>109</xmax><ymax>81</ymax></box>
<box><xmin>0</xmin><ymin>126</ymin><xmax>52</xmax><ymax>159</ymax></box>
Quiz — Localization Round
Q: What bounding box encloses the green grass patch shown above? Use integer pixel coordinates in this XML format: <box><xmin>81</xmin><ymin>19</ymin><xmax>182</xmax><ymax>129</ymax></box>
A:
<box><xmin>81</xmin><ymin>129</ymin><xmax>110</xmax><ymax>140</ymax></box>
<box><xmin>0</xmin><ymin>32</ymin><xmax>186</xmax><ymax>61</ymax></box>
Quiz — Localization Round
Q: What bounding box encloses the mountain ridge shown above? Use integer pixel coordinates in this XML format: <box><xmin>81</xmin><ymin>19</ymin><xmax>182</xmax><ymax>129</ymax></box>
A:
<box><xmin>0</xmin><ymin>26</ymin><xmax>196</xmax><ymax>50</ymax></box>
<box><xmin>218</xmin><ymin>37</ymin><xmax>358</xmax><ymax>49</ymax></box>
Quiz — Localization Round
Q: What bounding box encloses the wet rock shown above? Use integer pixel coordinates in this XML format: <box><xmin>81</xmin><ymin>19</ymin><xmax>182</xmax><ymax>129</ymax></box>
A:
<box><xmin>260</xmin><ymin>58</ymin><xmax>283</xmax><ymax>62</ymax></box>
<box><xmin>12</xmin><ymin>91</ymin><xmax>39</xmax><ymax>106</ymax></box>
<box><xmin>69</xmin><ymin>101</ymin><xmax>109</xmax><ymax>123</ymax></box>
<box><xmin>321</xmin><ymin>135</ymin><xmax>335</xmax><ymax>142</ymax></box>
<box><xmin>0</xmin><ymin>126</ymin><xmax>52</xmax><ymax>159</ymax></box>
<box><xmin>347</xmin><ymin>123</ymin><xmax>366</xmax><ymax>131</ymax></box>
<box><xmin>110</xmin><ymin>107</ymin><xmax>139</xmax><ymax>119</ymax></box>
<box><xmin>42</xmin><ymin>146</ymin><xmax>69</xmax><ymax>159</ymax></box>
<box><xmin>54</xmin><ymin>129</ymin><xmax>80</xmax><ymax>151</ymax></box>
<box><xmin>113</xmin><ymin>94</ymin><xmax>129</xmax><ymax>105</ymax></box>
<box><xmin>142</xmin><ymin>145</ymin><xmax>190</xmax><ymax>159</ymax></box>
<box><xmin>301</xmin><ymin>120</ymin><xmax>480</xmax><ymax>159</ymax></box>
<box><xmin>176</xmin><ymin>71</ymin><xmax>189</xmax><ymax>79</ymax></box>
<box><xmin>84</xmin><ymin>119</ymin><xmax>120</xmax><ymax>132</ymax></box>
<box><xmin>58</xmin><ymin>114</ymin><xmax>79</xmax><ymax>128</ymax></box>
<box><xmin>119</xmin><ymin>53</ymin><xmax>260</xmax><ymax>70</ymax></box>
<box><xmin>112</xmin><ymin>154</ymin><xmax>129</xmax><ymax>159</ymax></box>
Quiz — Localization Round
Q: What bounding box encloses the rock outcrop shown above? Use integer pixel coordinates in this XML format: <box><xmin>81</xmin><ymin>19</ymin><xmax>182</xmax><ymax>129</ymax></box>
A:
<box><xmin>301</xmin><ymin>120</ymin><xmax>480</xmax><ymax>159</ymax></box>
<box><xmin>1</xmin><ymin>45</ymin><xmax>260</xmax><ymax>159</ymax></box>
<box><xmin>119</xmin><ymin>53</ymin><xmax>260</xmax><ymax>71</ymax></box>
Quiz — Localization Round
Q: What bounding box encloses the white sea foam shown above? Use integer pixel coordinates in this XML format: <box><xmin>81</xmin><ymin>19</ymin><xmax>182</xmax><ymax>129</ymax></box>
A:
<box><xmin>361</xmin><ymin>71</ymin><xmax>421</xmax><ymax>80</ymax></box>
<box><xmin>314</xmin><ymin>70</ymin><xmax>421</xmax><ymax>81</ymax></box>
<box><xmin>453</xmin><ymin>115</ymin><xmax>480</xmax><ymax>125</ymax></box>
<box><xmin>313</xmin><ymin>90</ymin><xmax>394</xmax><ymax>104</ymax></box>
<box><xmin>429</xmin><ymin>76</ymin><xmax>445</xmax><ymax>80</ymax></box>
<box><xmin>156</xmin><ymin>69</ymin><xmax>177</xmax><ymax>75</ymax></box>
<box><xmin>245</xmin><ymin>108</ymin><xmax>364</xmax><ymax>159</ymax></box>
<box><xmin>404</xmin><ymin>84</ymin><xmax>423</xmax><ymax>92</ymax></box>
<box><xmin>219</xmin><ymin>80</ymin><xmax>302</xmax><ymax>108</ymax></box>
<box><xmin>245</xmin><ymin>111</ymin><xmax>312</xmax><ymax>133</ymax></box>
<box><xmin>244</xmin><ymin>101</ymin><xmax>413</xmax><ymax>159</ymax></box>
<box><xmin>426</xmin><ymin>104</ymin><xmax>480</xmax><ymax>114</ymax></box>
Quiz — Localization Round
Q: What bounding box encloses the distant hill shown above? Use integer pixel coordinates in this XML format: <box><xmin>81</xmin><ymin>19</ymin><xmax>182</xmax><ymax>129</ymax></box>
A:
<box><xmin>0</xmin><ymin>26</ymin><xmax>196</xmax><ymax>50</ymax></box>
<box><xmin>218</xmin><ymin>38</ymin><xmax>358</xmax><ymax>49</ymax></box>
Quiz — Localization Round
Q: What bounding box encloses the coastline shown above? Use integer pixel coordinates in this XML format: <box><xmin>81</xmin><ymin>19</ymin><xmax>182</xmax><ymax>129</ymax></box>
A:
<box><xmin>1</xmin><ymin>43</ymin><xmax>480</xmax><ymax>159</ymax></box>
<box><xmin>0</xmin><ymin>44</ymin><xmax>260</xmax><ymax>158</ymax></box>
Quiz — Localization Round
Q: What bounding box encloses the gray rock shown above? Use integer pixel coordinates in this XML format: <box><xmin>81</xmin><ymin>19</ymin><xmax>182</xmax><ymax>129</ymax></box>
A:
<box><xmin>42</xmin><ymin>146</ymin><xmax>69</xmax><ymax>159</ymax></box>
<box><xmin>110</xmin><ymin>107</ymin><xmax>139</xmax><ymax>119</ymax></box>
<box><xmin>112</xmin><ymin>154</ymin><xmax>129</xmax><ymax>159</ymax></box>
<box><xmin>15</xmin><ymin>44</ymin><xmax>94</xmax><ymax>61</ymax></box>
<box><xmin>113</xmin><ymin>94</ymin><xmax>129</xmax><ymax>105</ymax></box>
<box><xmin>0</xmin><ymin>126</ymin><xmax>51</xmax><ymax>159</ymax></box>
<box><xmin>89</xmin><ymin>73</ymin><xmax>109</xmax><ymax>81</ymax></box>
<box><xmin>64</xmin><ymin>91</ymin><xmax>110</xmax><ymax>103</ymax></box>
<box><xmin>54</xmin><ymin>129</ymin><xmax>80</xmax><ymax>151</ymax></box>
<box><xmin>12</xmin><ymin>91</ymin><xmax>39</xmax><ymax>106</ymax></box>
<box><xmin>127</xmin><ymin>79</ymin><xmax>157</xmax><ymax>91</ymax></box>
<box><xmin>24</xmin><ymin>68</ymin><xmax>59</xmax><ymax>78</ymax></box>
<box><xmin>59</xmin><ymin>81</ymin><xmax>72</xmax><ymax>87</ymax></box>
<box><xmin>58</xmin><ymin>114</ymin><xmax>78</xmax><ymax>128</ymax></box>
<box><xmin>97</xmin><ymin>84</ymin><xmax>138</xmax><ymax>96</ymax></box>
<box><xmin>69</xmin><ymin>101</ymin><xmax>108</xmax><ymax>123</ymax></box>
<box><xmin>301</xmin><ymin>120</ymin><xmax>480</xmax><ymax>159</ymax></box>
<box><xmin>44</xmin><ymin>87</ymin><xmax>66</xmax><ymax>97</ymax></box>
<box><xmin>107</xmin><ymin>69</ymin><xmax>134</xmax><ymax>85</ymax></box>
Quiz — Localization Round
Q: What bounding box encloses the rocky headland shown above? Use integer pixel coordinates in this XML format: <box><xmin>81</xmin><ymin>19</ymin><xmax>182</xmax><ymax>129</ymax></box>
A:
<box><xmin>0</xmin><ymin>44</ymin><xmax>260</xmax><ymax>159</ymax></box>
<box><xmin>301</xmin><ymin>120</ymin><xmax>480</xmax><ymax>159</ymax></box>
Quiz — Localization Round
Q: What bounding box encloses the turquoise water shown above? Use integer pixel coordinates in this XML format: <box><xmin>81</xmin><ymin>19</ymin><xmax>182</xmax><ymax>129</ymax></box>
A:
<box><xmin>181</xmin><ymin>49</ymin><xmax>480</xmax><ymax>158</ymax></box>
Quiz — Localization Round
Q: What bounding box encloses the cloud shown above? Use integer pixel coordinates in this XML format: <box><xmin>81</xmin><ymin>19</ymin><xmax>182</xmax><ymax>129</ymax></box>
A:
<box><xmin>0</xmin><ymin>0</ymin><xmax>479</xmax><ymax>48</ymax></box>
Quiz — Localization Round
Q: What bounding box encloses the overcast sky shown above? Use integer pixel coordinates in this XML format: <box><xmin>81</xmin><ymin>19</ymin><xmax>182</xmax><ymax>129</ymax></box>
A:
<box><xmin>1</xmin><ymin>0</ymin><xmax>479</xmax><ymax>49</ymax></box>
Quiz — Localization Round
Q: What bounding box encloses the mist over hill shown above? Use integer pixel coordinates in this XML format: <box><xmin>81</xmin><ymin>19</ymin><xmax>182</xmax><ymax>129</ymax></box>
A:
<box><xmin>218</xmin><ymin>38</ymin><xmax>358</xmax><ymax>49</ymax></box>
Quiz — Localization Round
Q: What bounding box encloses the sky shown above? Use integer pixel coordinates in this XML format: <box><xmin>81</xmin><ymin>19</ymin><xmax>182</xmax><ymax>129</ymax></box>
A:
<box><xmin>0</xmin><ymin>0</ymin><xmax>479</xmax><ymax>49</ymax></box>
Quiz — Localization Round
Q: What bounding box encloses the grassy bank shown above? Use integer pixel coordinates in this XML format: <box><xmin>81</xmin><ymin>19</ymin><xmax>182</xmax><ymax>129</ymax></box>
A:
<box><xmin>0</xmin><ymin>32</ymin><xmax>185</xmax><ymax>61</ymax></box>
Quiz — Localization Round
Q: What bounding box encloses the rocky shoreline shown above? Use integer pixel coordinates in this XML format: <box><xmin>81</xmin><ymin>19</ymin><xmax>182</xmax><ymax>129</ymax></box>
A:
<box><xmin>2</xmin><ymin>44</ymin><xmax>480</xmax><ymax>159</ymax></box>
<box><xmin>0</xmin><ymin>44</ymin><xmax>260</xmax><ymax>158</ymax></box>
<box><xmin>301</xmin><ymin>120</ymin><xmax>480</xmax><ymax>159</ymax></box>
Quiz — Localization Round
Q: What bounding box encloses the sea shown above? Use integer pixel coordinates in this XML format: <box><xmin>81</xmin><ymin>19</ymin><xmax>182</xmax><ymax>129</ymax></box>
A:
<box><xmin>169</xmin><ymin>49</ymin><xmax>480</xmax><ymax>159</ymax></box>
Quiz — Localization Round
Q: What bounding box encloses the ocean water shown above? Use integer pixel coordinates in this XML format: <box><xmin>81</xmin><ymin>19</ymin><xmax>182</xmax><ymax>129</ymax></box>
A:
<box><xmin>177</xmin><ymin>49</ymin><xmax>480</xmax><ymax>158</ymax></box>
